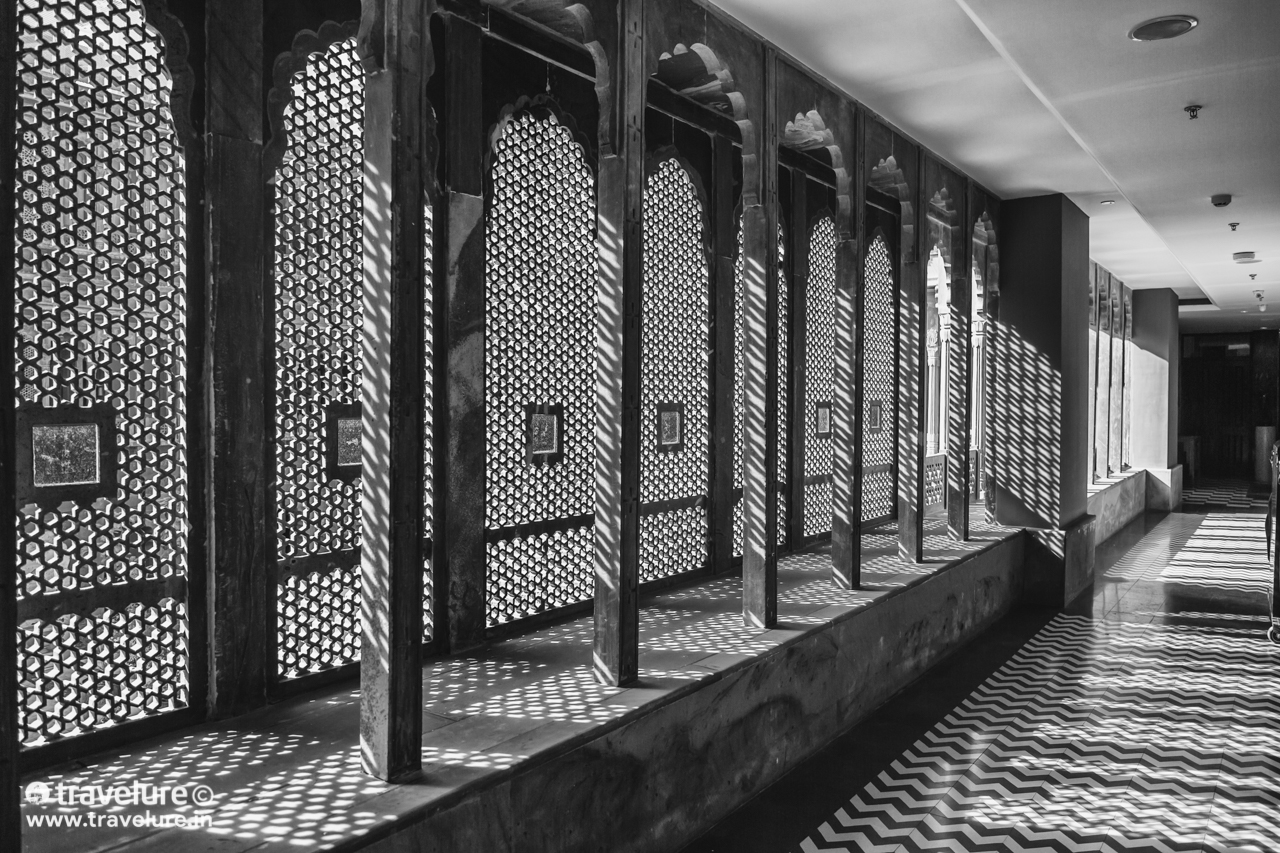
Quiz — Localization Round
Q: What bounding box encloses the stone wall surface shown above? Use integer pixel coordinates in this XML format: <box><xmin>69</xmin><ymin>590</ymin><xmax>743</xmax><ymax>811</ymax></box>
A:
<box><xmin>1089</xmin><ymin>471</ymin><xmax>1147</xmax><ymax>546</ymax></box>
<box><xmin>359</xmin><ymin>533</ymin><xmax>1026</xmax><ymax>853</ymax></box>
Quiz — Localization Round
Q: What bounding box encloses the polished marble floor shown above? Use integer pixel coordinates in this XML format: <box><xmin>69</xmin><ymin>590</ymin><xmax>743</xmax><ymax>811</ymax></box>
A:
<box><xmin>1182</xmin><ymin>478</ymin><xmax>1270</xmax><ymax>512</ymax></box>
<box><xmin>683</xmin><ymin>510</ymin><xmax>1280</xmax><ymax>853</ymax></box>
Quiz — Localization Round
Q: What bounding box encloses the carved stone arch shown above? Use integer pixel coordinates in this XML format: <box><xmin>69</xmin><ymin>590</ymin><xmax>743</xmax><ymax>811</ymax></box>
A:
<box><xmin>782</xmin><ymin>110</ymin><xmax>852</xmax><ymax>239</ymax></box>
<box><xmin>926</xmin><ymin>188</ymin><xmax>957</xmax><ymax>267</ymax></box>
<box><xmin>651</xmin><ymin>43</ymin><xmax>759</xmax><ymax>207</ymax></box>
<box><xmin>264</xmin><ymin>21</ymin><xmax>362</xmax><ymax>180</ymax></box>
<box><xmin>972</xmin><ymin>209</ymin><xmax>999</xmax><ymax>297</ymax></box>
<box><xmin>480</xmin><ymin>0</ymin><xmax>613</xmax><ymax>157</ymax></box>
<box><xmin>868</xmin><ymin>155</ymin><xmax>915</xmax><ymax>259</ymax></box>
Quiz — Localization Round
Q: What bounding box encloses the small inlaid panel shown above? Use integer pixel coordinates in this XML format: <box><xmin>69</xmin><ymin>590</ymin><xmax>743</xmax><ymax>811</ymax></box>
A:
<box><xmin>31</xmin><ymin>424</ymin><xmax>100</xmax><ymax>488</ymax></box>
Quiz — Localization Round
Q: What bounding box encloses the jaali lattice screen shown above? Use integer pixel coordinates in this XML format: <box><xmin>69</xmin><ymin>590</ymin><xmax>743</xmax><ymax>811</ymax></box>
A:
<box><xmin>273</xmin><ymin>39</ymin><xmax>366</xmax><ymax>679</ymax></box>
<box><xmin>732</xmin><ymin>225</ymin><xmax>745</xmax><ymax>556</ymax></box>
<box><xmin>485</xmin><ymin>111</ymin><xmax>595</xmax><ymax>626</ymax></box>
<box><xmin>862</xmin><ymin>234</ymin><xmax>897</xmax><ymax>521</ymax></box>
<box><xmin>803</xmin><ymin>217</ymin><xmax>836</xmax><ymax>537</ymax></box>
<box><xmin>775</xmin><ymin>226</ymin><xmax>790</xmax><ymax>548</ymax></box>
<box><xmin>13</xmin><ymin>0</ymin><xmax>190</xmax><ymax>746</ymax></box>
<box><xmin>641</xmin><ymin>159</ymin><xmax>710</xmax><ymax>582</ymax></box>
<box><xmin>731</xmin><ymin>224</ymin><xmax>788</xmax><ymax>558</ymax></box>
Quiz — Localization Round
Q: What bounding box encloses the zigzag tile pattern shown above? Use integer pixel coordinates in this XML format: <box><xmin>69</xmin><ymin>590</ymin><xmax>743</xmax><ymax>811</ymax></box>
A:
<box><xmin>798</xmin><ymin>513</ymin><xmax>1280</xmax><ymax>853</ymax></box>
<box><xmin>1182</xmin><ymin>479</ymin><xmax>1269</xmax><ymax>512</ymax></box>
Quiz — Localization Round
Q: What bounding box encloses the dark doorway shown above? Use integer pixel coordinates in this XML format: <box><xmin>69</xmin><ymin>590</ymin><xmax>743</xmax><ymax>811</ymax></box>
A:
<box><xmin>1181</xmin><ymin>332</ymin><xmax>1279</xmax><ymax>480</ymax></box>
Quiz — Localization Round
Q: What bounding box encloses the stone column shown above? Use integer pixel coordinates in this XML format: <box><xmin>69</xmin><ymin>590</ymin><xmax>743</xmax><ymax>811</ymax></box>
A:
<box><xmin>1130</xmin><ymin>289</ymin><xmax>1182</xmax><ymax>509</ymax></box>
<box><xmin>995</xmin><ymin>194</ymin><xmax>1095</xmax><ymax>607</ymax></box>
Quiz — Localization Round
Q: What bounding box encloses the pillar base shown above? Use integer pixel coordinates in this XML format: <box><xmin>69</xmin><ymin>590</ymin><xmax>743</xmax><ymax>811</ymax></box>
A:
<box><xmin>1145</xmin><ymin>465</ymin><xmax>1182</xmax><ymax>512</ymax></box>
<box><xmin>1021</xmin><ymin>513</ymin><xmax>1096</xmax><ymax>608</ymax></box>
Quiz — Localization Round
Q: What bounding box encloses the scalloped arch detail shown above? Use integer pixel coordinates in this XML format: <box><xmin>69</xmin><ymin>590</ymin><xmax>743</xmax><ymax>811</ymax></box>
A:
<box><xmin>869</xmin><ymin>155</ymin><xmax>915</xmax><ymax>256</ymax></box>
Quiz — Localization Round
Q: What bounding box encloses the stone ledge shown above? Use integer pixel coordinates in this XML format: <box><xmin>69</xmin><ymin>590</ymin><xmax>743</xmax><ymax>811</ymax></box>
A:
<box><xmin>360</xmin><ymin>531</ymin><xmax>1026</xmax><ymax>853</ymax></box>
<box><xmin>1088</xmin><ymin>469</ymin><xmax>1147</xmax><ymax>546</ymax></box>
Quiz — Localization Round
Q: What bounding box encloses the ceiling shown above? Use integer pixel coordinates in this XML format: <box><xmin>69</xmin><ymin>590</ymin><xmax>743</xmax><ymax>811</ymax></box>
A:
<box><xmin>701</xmin><ymin>0</ymin><xmax>1280</xmax><ymax>333</ymax></box>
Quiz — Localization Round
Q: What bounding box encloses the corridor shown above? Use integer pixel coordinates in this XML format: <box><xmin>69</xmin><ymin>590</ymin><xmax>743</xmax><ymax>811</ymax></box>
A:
<box><xmin>683</xmin><ymin>511</ymin><xmax>1280</xmax><ymax>853</ymax></box>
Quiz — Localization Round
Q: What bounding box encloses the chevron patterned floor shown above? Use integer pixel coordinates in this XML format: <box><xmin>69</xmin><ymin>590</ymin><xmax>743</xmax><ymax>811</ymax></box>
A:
<box><xmin>1181</xmin><ymin>479</ymin><xmax>1269</xmax><ymax>512</ymax></box>
<box><xmin>684</xmin><ymin>511</ymin><xmax>1280</xmax><ymax>853</ymax></box>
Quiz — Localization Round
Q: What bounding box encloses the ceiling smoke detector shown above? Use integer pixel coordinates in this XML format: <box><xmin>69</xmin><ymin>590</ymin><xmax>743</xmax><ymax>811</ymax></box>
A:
<box><xmin>1212</xmin><ymin>194</ymin><xmax>1232</xmax><ymax>207</ymax></box>
<box><xmin>1129</xmin><ymin>15</ymin><xmax>1198</xmax><ymax>41</ymax></box>
<box><xmin>1235</xmin><ymin>251</ymin><xmax>1261</xmax><ymax>264</ymax></box>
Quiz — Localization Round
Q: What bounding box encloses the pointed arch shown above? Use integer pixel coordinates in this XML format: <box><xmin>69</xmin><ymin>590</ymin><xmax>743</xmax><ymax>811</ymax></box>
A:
<box><xmin>782</xmin><ymin>109</ymin><xmax>852</xmax><ymax>237</ymax></box>
<box><xmin>869</xmin><ymin>155</ymin><xmax>916</xmax><ymax>257</ymax></box>
<box><xmin>651</xmin><ymin>42</ymin><xmax>759</xmax><ymax>206</ymax></box>
<box><xmin>479</xmin><ymin>0</ymin><xmax>613</xmax><ymax>156</ymax></box>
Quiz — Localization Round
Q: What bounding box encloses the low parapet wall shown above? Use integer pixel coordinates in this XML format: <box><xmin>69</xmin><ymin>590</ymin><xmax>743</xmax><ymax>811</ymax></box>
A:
<box><xmin>1088</xmin><ymin>470</ymin><xmax>1147</xmax><ymax>546</ymax></box>
<box><xmin>361</xmin><ymin>531</ymin><xmax>1026</xmax><ymax>853</ymax></box>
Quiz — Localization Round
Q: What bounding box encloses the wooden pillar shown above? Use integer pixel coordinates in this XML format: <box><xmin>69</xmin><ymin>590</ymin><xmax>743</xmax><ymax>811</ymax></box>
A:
<box><xmin>206</xmin><ymin>0</ymin><xmax>269</xmax><ymax>717</ymax></box>
<box><xmin>898</xmin><ymin>163</ymin><xmax>926</xmax><ymax>562</ymax></box>
<box><xmin>836</xmin><ymin>106</ymin><xmax>867</xmax><ymax>588</ymax></box>
<box><xmin>439</xmin><ymin>14</ymin><xmax>487</xmax><ymax>653</ymax></box>
<box><xmin>709</xmin><ymin>134</ymin><xmax>736</xmax><ymax>575</ymax></box>
<box><xmin>358</xmin><ymin>0</ymin><xmax>429</xmax><ymax>782</ymax></box>
<box><xmin>946</xmin><ymin>189</ymin><xmax>972</xmax><ymax>540</ymax></box>
<box><xmin>742</xmin><ymin>48</ymin><xmax>778</xmax><ymax>627</ymax></box>
<box><xmin>1</xmin><ymin>0</ymin><xmax>21</xmax><ymax>842</ymax></box>
<box><xmin>830</xmin><ymin>231</ymin><xmax>859</xmax><ymax>588</ymax></box>
<box><xmin>594</xmin><ymin>0</ymin><xmax>642</xmax><ymax>684</ymax></box>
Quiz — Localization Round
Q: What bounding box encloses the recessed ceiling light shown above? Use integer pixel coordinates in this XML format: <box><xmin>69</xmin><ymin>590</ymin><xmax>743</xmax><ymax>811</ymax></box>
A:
<box><xmin>1100</xmin><ymin>199</ymin><xmax>1116</xmax><ymax>206</ymax></box>
<box><xmin>1129</xmin><ymin>15</ymin><xmax>1198</xmax><ymax>41</ymax></box>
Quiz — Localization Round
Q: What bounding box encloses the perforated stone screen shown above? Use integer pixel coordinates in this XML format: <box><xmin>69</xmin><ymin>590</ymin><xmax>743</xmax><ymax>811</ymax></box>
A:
<box><xmin>863</xmin><ymin>234</ymin><xmax>897</xmax><ymax>521</ymax></box>
<box><xmin>641</xmin><ymin>158</ymin><xmax>710</xmax><ymax>582</ymax></box>
<box><xmin>13</xmin><ymin>0</ymin><xmax>191</xmax><ymax>747</ymax></box>
<box><xmin>272</xmin><ymin>38</ymin><xmax>365</xmax><ymax>679</ymax></box>
<box><xmin>484</xmin><ymin>111</ymin><xmax>595</xmax><ymax>626</ymax></box>
<box><xmin>803</xmin><ymin>217</ymin><xmax>836</xmax><ymax>537</ymax></box>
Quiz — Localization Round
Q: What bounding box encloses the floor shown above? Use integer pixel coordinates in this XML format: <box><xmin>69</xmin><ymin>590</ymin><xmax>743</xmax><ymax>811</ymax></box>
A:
<box><xmin>21</xmin><ymin>510</ymin><xmax>1015</xmax><ymax>853</ymax></box>
<box><xmin>1182</xmin><ymin>478</ymin><xmax>1270</xmax><ymax>512</ymax></box>
<box><xmin>683</xmin><ymin>509</ymin><xmax>1280</xmax><ymax>853</ymax></box>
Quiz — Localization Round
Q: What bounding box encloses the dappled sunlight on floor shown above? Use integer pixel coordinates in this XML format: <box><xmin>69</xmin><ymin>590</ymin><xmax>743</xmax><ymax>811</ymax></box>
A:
<box><xmin>22</xmin><ymin>508</ymin><xmax>1015</xmax><ymax>852</ymax></box>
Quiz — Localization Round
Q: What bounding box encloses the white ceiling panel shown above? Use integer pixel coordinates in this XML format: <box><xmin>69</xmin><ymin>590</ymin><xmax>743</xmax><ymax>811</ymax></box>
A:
<box><xmin>704</xmin><ymin>0</ymin><xmax>1280</xmax><ymax>327</ymax></box>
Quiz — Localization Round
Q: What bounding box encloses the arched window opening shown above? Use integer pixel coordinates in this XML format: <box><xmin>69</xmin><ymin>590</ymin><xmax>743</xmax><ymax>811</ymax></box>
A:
<box><xmin>924</xmin><ymin>244</ymin><xmax>950</xmax><ymax>510</ymax></box>
<box><xmin>862</xmin><ymin>232</ymin><xmax>898</xmax><ymax>523</ymax></box>
<box><xmin>970</xmin><ymin>250</ymin><xmax>987</xmax><ymax>500</ymax></box>
<box><xmin>484</xmin><ymin>110</ymin><xmax>596</xmax><ymax>627</ymax></box>
<box><xmin>13</xmin><ymin>0</ymin><xmax>192</xmax><ymax>747</ymax></box>
<box><xmin>272</xmin><ymin>37</ymin><xmax>367</xmax><ymax>681</ymax></box>
<box><xmin>802</xmin><ymin>216</ymin><xmax>838</xmax><ymax>537</ymax></box>
<box><xmin>640</xmin><ymin>158</ymin><xmax>712</xmax><ymax>582</ymax></box>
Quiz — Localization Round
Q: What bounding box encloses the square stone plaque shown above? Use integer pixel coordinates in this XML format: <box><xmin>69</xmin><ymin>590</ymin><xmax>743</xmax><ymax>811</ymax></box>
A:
<box><xmin>31</xmin><ymin>423</ymin><xmax>100</xmax><ymax>487</ymax></box>
<box><xmin>868</xmin><ymin>400</ymin><xmax>884</xmax><ymax>434</ymax></box>
<box><xmin>815</xmin><ymin>402</ymin><xmax>831</xmax><ymax>438</ymax></box>
<box><xmin>525</xmin><ymin>404</ymin><xmax>565</xmax><ymax>464</ymax></box>
<box><xmin>335</xmin><ymin>417</ymin><xmax>361</xmax><ymax>467</ymax></box>
<box><xmin>325</xmin><ymin>402</ymin><xmax>363</xmax><ymax>483</ymax></box>
<box><xmin>529</xmin><ymin>413</ymin><xmax>559</xmax><ymax>456</ymax></box>
<box><xmin>656</xmin><ymin>402</ymin><xmax>685</xmax><ymax>453</ymax></box>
